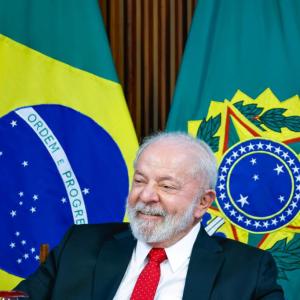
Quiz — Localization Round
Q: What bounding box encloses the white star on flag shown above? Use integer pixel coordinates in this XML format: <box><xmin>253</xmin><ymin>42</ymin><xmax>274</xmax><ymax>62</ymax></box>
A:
<box><xmin>254</xmin><ymin>221</ymin><xmax>261</xmax><ymax>228</ymax></box>
<box><xmin>82</xmin><ymin>188</ymin><xmax>90</xmax><ymax>195</ymax></box>
<box><xmin>224</xmin><ymin>202</ymin><xmax>231</xmax><ymax>209</ymax></box>
<box><xmin>21</xmin><ymin>161</ymin><xmax>29</xmax><ymax>167</ymax></box>
<box><xmin>279</xmin><ymin>214</ymin><xmax>286</xmax><ymax>221</ymax></box>
<box><xmin>250</xmin><ymin>158</ymin><xmax>257</xmax><ymax>165</ymax></box>
<box><xmin>219</xmin><ymin>174</ymin><xmax>225</xmax><ymax>181</ymax></box>
<box><xmin>10</xmin><ymin>210</ymin><xmax>17</xmax><ymax>217</ymax></box>
<box><xmin>225</xmin><ymin>157</ymin><xmax>233</xmax><ymax>165</ymax></box>
<box><xmin>293</xmin><ymin>166</ymin><xmax>300</xmax><ymax>173</ymax></box>
<box><xmin>291</xmin><ymin>202</ymin><xmax>297</xmax><ymax>209</ymax></box>
<box><xmin>219</xmin><ymin>193</ymin><xmax>226</xmax><ymax>200</ymax></box>
<box><xmin>229</xmin><ymin>209</ymin><xmax>237</xmax><ymax>216</ymax></box>
<box><xmin>30</xmin><ymin>207</ymin><xmax>37</xmax><ymax>213</ymax></box>
<box><xmin>266</xmin><ymin>143</ymin><xmax>273</xmax><ymax>150</ymax></box>
<box><xmin>237</xmin><ymin>194</ymin><xmax>249</xmax><ymax>207</ymax></box>
<box><xmin>248</xmin><ymin>143</ymin><xmax>255</xmax><ymax>150</ymax></box>
<box><xmin>221</xmin><ymin>166</ymin><xmax>228</xmax><ymax>173</ymax></box>
<box><xmin>237</xmin><ymin>215</ymin><xmax>243</xmax><ymax>222</ymax></box>
<box><xmin>232</xmin><ymin>151</ymin><xmax>239</xmax><ymax>158</ymax></box>
<box><xmin>217</xmin><ymin>183</ymin><xmax>225</xmax><ymax>191</ymax></box>
<box><xmin>256</xmin><ymin>142</ymin><xmax>264</xmax><ymax>149</ymax></box>
<box><xmin>10</xmin><ymin>120</ymin><xmax>17</xmax><ymax>127</ymax></box>
<box><xmin>245</xmin><ymin>219</ymin><xmax>251</xmax><ymax>226</ymax></box>
<box><xmin>274</xmin><ymin>164</ymin><xmax>284</xmax><ymax>175</ymax></box>
<box><xmin>239</xmin><ymin>146</ymin><xmax>247</xmax><ymax>153</ymax></box>
<box><xmin>274</xmin><ymin>146</ymin><xmax>282</xmax><ymax>154</ymax></box>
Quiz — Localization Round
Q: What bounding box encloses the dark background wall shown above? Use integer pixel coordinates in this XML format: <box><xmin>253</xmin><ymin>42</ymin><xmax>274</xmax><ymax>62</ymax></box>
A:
<box><xmin>99</xmin><ymin>0</ymin><xmax>197</xmax><ymax>141</ymax></box>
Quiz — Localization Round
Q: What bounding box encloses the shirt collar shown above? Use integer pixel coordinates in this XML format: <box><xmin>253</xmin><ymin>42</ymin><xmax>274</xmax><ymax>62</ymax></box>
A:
<box><xmin>135</xmin><ymin>223</ymin><xmax>201</xmax><ymax>273</ymax></box>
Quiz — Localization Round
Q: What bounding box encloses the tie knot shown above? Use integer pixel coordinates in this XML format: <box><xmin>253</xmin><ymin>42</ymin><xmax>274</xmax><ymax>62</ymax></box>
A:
<box><xmin>148</xmin><ymin>248</ymin><xmax>167</xmax><ymax>264</ymax></box>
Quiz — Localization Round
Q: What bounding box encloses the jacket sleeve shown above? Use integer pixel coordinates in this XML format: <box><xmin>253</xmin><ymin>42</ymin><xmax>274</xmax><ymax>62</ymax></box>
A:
<box><xmin>254</xmin><ymin>251</ymin><xmax>284</xmax><ymax>300</ymax></box>
<box><xmin>14</xmin><ymin>226</ymin><xmax>76</xmax><ymax>300</ymax></box>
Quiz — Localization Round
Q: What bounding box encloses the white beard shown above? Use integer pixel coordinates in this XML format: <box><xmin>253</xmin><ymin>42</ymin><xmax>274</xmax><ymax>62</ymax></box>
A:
<box><xmin>127</xmin><ymin>198</ymin><xmax>198</xmax><ymax>244</ymax></box>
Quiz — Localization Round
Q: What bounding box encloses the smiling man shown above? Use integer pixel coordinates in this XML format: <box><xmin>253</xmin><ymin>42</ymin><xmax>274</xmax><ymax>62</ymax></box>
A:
<box><xmin>127</xmin><ymin>134</ymin><xmax>216</xmax><ymax>248</ymax></box>
<box><xmin>16</xmin><ymin>132</ymin><xmax>284</xmax><ymax>300</ymax></box>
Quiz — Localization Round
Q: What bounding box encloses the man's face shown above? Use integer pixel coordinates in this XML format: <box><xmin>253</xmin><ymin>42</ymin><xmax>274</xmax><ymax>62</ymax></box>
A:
<box><xmin>127</xmin><ymin>141</ymin><xmax>212</xmax><ymax>247</ymax></box>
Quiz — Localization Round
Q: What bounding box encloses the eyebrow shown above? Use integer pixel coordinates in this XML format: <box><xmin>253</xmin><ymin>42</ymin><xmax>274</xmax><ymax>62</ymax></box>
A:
<box><xmin>157</xmin><ymin>176</ymin><xmax>179</xmax><ymax>182</ymax></box>
<box><xmin>134</xmin><ymin>170</ymin><xmax>145</xmax><ymax>176</ymax></box>
<box><xmin>134</xmin><ymin>171</ymin><xmax>181</xmax><ymax>184</ymax></box>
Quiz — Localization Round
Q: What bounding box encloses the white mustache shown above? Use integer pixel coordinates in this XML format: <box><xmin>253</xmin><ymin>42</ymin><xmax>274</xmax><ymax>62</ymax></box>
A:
<box><xmin>134</xmin><ymin>203</ymin><xmax>167</xmax><ymax>217</ymax></box>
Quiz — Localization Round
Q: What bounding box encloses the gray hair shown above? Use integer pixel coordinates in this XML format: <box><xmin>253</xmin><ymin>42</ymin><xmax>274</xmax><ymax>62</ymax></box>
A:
<box><xmin>134</xmin><ymin>132</ymin><xmax>218</xmax><ymax>190</ymax></box>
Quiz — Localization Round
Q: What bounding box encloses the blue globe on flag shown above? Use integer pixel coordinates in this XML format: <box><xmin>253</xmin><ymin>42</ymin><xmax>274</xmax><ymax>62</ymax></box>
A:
<box><xmin>0</xmin><ymin>104</ymin><xmax>129</xmax><ymax>277</ymax></box>
<box><xmin>216</xmin><ymin>138</ymin><xmax>300</xmax><ymax>233</ymax></box>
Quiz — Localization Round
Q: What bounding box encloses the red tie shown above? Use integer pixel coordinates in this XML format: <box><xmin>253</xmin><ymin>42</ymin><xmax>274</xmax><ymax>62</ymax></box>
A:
<box><xmin>130</xmin><ymin>248</ymin><xmax>167</xmax><ymax>300</ymax></box>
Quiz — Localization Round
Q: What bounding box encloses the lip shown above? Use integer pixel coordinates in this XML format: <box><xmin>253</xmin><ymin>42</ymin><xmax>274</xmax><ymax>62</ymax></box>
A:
<box><xmin>137</xmin><ymin>212</ymin><xmax>163</xmax><ymax>221</ymax></box>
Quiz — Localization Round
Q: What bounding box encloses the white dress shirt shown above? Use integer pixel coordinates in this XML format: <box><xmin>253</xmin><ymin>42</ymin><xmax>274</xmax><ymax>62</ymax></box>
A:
<box><xmin>113</xmin><ymin>223</ymin><xmax>200</xmax><ymax>300</ymax></box>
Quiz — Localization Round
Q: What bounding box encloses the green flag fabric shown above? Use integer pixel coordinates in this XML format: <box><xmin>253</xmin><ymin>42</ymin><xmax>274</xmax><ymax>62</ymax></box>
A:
<box><xmin>167</xmin><ymin>1</ymin><xmax>300</xmax><ymax>299</ymax></box>
<box><xmin>0</xmin><ymin>0</ymin><xmax>138</xmax><ymax>289</ymax></box>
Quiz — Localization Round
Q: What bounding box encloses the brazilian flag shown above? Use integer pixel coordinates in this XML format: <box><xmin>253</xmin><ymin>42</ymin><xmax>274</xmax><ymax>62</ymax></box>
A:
<box><xmin>0</xmin><ymin>0</ymin><xmax>138</xmax><ymax>289</ymax></box>
<box><xmin>167</xmin><ymin>1</ymin><xmax>300</xmax><ymax>299</ymax></box>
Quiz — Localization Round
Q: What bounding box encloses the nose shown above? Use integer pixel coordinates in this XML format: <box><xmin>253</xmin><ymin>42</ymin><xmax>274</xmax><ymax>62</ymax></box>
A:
<box><xmin>139</xmin><ymin>182</ymin><xmax>159</xmax><ymax>203</ymax></box>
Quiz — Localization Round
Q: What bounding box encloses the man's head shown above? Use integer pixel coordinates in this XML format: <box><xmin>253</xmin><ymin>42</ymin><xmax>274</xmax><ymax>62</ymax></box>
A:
<box><xmin>127</xmin><ymin>132</ymin><xmax>217</xmax><ymax>248</ymax></box>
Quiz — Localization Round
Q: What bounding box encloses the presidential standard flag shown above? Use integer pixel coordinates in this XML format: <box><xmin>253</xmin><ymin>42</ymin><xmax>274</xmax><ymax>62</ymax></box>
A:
<box><xmin>167</xmin><ymin>1</ymin><xmax>300</xmax><ymax>299</ymax></box>
<box><xmin>0</xmin><ymin>0</ymin><xmax>138</xmax><ymax>290</ymax></box>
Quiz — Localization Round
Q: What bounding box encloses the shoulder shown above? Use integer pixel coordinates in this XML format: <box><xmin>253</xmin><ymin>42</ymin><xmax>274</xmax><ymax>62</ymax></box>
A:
<box><xmin>64</xmin><ymin>222</ymin><xmax>130</xmax><ymax>242</ymax></box>
<box><xmin>197</xmin><ymin>226</ymin><xmax>267</xmax><ymax>258</ymax></box>
<box><xmin>58</xmin><ymin>222</ymin><xmax>131</xmax><ymax>253</ymax></box>
<box><xmin>68</xmin><ymin>222</ymin><xmax>130</xmax><ymax>235</ymax></box>
<box><xmin>214</xmin><ymin>234</ymin><xmax>264</xmax><ymax>255</ymax></box>
<box><xmin>196</xmin><ymin>226</ymin><xmax>274</xmax><ymax>265</ymax></box>
<box><xmin>211</xmin><ymin>234</ymin><xmax>275</xmax><ymax>267</ymax></box>
<box><xmin>212</xmin><ymin>235</ymin><xmax>283</xmax><ymax>297</ymax></box>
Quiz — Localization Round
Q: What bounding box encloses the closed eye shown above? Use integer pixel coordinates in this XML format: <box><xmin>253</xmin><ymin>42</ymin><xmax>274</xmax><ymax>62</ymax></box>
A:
<box><xmin>160</xmin><ymin>183</ymin><xmax>179</xmax><ymax>192</ymax></box>
<box><xmin>133</xmin><ymin>177</ymin><xmax>146</xmax><ymax>185</ymax></box>
<box><xmin>162</xmin><ymin>185</ymin><xmax>174</xmax><ymax>189</ymax></box>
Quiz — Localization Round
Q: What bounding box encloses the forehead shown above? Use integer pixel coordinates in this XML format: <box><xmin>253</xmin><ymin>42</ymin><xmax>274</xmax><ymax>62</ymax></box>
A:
<box><xmin>135</xmin><ymin>140</ymin><xmax>196</xmax><ymax>177</ymax></box>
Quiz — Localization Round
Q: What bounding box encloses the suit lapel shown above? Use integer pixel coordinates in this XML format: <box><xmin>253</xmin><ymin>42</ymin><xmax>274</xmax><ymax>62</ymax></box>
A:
<box><xmin>182</xmin><ymin>227</ymin><xmax>224</xmax><ymax>300</ymax></box>
<box><xmin>92</xmin><ymin>229</ymin><xmax>136</xmax><ymax>300</ymax></box>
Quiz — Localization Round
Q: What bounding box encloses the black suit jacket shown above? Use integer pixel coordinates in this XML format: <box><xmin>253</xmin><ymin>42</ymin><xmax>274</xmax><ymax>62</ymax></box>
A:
<box><xmin>16</xmin><ymin>223</ymin><xmax>284</xmax><ymax>300</ymax></box>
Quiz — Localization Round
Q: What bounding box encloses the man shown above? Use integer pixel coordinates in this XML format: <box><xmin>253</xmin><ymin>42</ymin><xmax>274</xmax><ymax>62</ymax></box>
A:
<box><xmin>16</xmin><ymin>132</ymin><xmax>284</xmax><ymax>299</ymax></box>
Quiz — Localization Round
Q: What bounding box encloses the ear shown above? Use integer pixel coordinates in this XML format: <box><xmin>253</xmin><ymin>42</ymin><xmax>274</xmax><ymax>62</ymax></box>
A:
<box><xmin>194</xmin><ymin>189</ymin><xmax>216</xmax><ymax>219</ymax></box>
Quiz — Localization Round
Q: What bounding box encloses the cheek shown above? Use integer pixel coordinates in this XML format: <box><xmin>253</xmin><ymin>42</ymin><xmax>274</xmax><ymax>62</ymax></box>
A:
<box><xmin>162</xmin><ymin>197</ymin><xmax>184</xmax><ymax>215</ymax></box>
<box><xmin>128</xmin><ymin>188</ymin><xmax>140</xmax><ymax>206</ymax></box>
<box><xmin>166</xmin><ymin>196</ymin><xmax>194</xmax><ymax>215</ymax></box>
